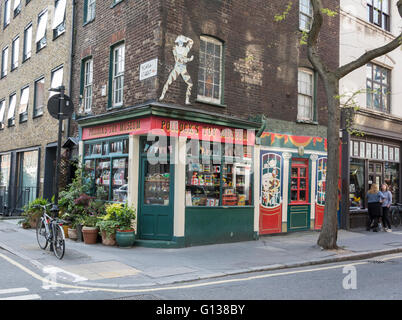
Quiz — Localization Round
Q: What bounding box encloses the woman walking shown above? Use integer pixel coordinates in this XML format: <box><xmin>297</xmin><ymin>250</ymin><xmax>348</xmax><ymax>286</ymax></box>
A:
<box><xmin>381</xmin><ymin>183</ymin><xmax>393</xmax><ymax>232</ymax></box>
<box><xmin>366</xmin><ymin>184</ymin><xmax>384</xmax><ymax>232</ymax></box>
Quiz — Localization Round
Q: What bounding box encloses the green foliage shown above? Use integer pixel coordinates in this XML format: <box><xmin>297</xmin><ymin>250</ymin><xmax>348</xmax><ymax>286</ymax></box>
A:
<box><xmin>22</xmin><ymin>197</ymin><xmax>50</xmax><ymax>219</ymax></box>
<box><xmin>104</xmin><ymin>203</ymin><xmax>136</xmax><ymax>231</ymax></box>
<box><xmin>274</xmin><ymin>1</ymin><xmax>293</xmax><ymax>22</ymax></box>
<box><xmin>321</xmin><ymin>8</ymin><xmax>338</xmax><ymax>17</ymax></box>
<box><xmin>96</xmin><ymin>219</ymin><xmax>120</xmax><ymax>237</ymax></box>
<box><xmin>81</xmin><ymin>214</ymin><xmax>98</xmax><ymax>228</ymax></box>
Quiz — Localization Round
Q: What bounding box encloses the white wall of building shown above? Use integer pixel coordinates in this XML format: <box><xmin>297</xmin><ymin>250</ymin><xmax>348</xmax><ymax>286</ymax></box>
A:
<box><xmin>340</xmin><ymin>0</ymin><xmax>402</xmax><ymax>118</ymax></box>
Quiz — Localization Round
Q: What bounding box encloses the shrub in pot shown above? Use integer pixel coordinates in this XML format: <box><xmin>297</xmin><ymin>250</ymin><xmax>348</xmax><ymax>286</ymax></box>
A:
<box><xmin>21</xmin><ymin>198</ymin><xmax>50</xmax><ymax>229</ymax></box>
<box><xmin>105</xmin><ymin>203</ymin><xmax>136</xmax><ymax>247</ymax></box>
<box><xmin>81</xmin><ymin>215</ymin><xmax>99</xmax><ymax>245</ymax></box>
<box><xmin>96</xmin><ymin>219</ymin><xmax>119</xmax><ymax>246</ymax></box>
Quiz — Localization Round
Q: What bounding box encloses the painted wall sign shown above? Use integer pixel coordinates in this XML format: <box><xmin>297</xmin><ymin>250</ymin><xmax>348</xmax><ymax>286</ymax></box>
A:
<box><xmin>139</xmin><ymin>58</ymin><xmax>158</xmax><ymax>81</ymax></box>
<box><xmin>82</xmin><ymin>116</ymin><xmax>255</xmax><ymax>145</ymax></box>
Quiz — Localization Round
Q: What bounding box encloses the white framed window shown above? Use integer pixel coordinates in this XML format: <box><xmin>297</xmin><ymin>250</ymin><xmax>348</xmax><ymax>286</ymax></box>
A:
<box><xmin>4</xmin><ymin>0</ymin><xmax>11</xmax><ymax>28</ymax></box>
<box><xmin>36</xmin><ymin>9</ymin><xmax>48</xmax><ymax>52</ymax></box>
<box><xmin>0</xmin><ymin>100</ymin><xmax>5</xmax><ymax>130</ymax></box>
<box><xmin>50</xmin><ymin>66</ymin><xmax>63</xmax><ymax>98</ymax></box>
<box><xmin>1</xmin><ymin>47</ymin><xmax>8</xmax><ymax>78</ymax></box>
<box><xmin>33</xmin><ymin>77</ymin><xmax>45</xmax><ymax>117</ymax></box>
<box><xmin>85</xmin><ymin>0</ymin><xmax>96</xmax><ymax>23</ymax></box>
<box><xmin>19</xmin><ymin>86</ymin><xmax>29</xmax><ymax>123</ymax></box>
<box><xmin>297</xmin><ymin>68</ymin><xmax>314</xmax><ymax>121</ymax></box>
<box><xmin>11</xmin><ymin>36</ymin><xmax>19</xmax><ymax>70</ymax></box>
<box><xmin>83</xmin><ymin>59</ymin><xmax>93</xmax><ymax>112</ymax></box>
<box><xmin>52</xmin><ymin>0</ymin><xmax>66</xmax><ymax>39</ymax></box>
<box><xmin>13</xmin><ymin>0</ymin><xmax>21</xmax><ymax>17</ymax></box>
<box><xmin>197</xmin><ymin>36</ymin><xmax>223</xmax><ymax>104</ymax></box>
<box><xmin>299</xmin><ymin>0</ymin><xmax>313</xmax><ymax>31</ymax></box>
<box><xmin>111</xmin><ymin>44</ymin><xmax>125</xmax><ymax>107</ymax></box>
<box><xmin>7</xmin><ymin>93</ymin><xmax>16</xmax><ymax>127</ymax></box>
<box><xmin>23</xmin><ymin>23</ymin><xmax>32</xmax><ymax>61</ymax></box>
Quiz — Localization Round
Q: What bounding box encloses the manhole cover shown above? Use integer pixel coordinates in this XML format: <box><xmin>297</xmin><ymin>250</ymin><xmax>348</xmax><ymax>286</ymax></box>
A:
<box><xmin>113</xmin><ymin>294</ymin><xmax>162</xmax><ymax>300</ymax></box>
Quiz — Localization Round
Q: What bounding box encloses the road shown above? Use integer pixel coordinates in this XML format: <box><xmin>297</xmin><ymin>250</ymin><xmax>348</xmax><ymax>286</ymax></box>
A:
<box><xmin>1</xmin><ymin>247</ymin><xmax>402</xmax><ymax>301</ymax></box>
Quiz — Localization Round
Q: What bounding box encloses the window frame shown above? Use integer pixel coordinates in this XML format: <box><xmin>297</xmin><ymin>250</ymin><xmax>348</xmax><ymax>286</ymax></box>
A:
<box><xmin>297</xmin><ymin>67</ymin><xmax>315</xmax><ymax>122</ymax></box>
<box><xmin>36</xmin><ymin>9</ymin><xmax>48</xmax><ymax>52</ymax></box>
<box><xmin>11</xmin><ymin>35</ymin><xmax>20</xmax><ymax>71</ymax></box>
<box><xmin>82</xmin><ymin>57</ymin><xmax>93</xmax><ymax>113</ymax></box>
<box><xmin>1</xmin><ymin>47</ymin><xmax>9</xmax><ymax>79</ymax></box>
<box><xmin>197</xmin><ymin>35</ymin><xmax>224</xmax><ymax>106</ymax></box>
<box><xmin>366</xmin><ymin>62</ymin><xmax>390</xmax><ymax>113</ymax></box>
<box><xmin>109</xmin><ymin>42</ymin><xmax>125</xmax><ymax>109</ymax></box>
<box><xmin>7</xmin><ymin>93</ymin><xmax>17</xmax><ymax>128</ymax></box>
<box><xmin>4</xmin><ymin>0</ymin><xmax>11</xmax><ymax>29</ymax></box>
<box><xmin>19</xmin><ymin>85</ymin><xmax>29</xmax><ymax>123</ymax></box>
<box><xmin>33</xmin><ymin>76</ymin><xmax>45</xmax><ymax>118</ymax></box>
<box><xmin>299</xmin><ymin>0</ymin><xmax>313</xmax><ymax>32</ymax></box>
<box><xmin>0</xmin><ymin>99</ymin><xmax>5</xmax><ymax>130</ymax></box>
<box><xmin>290</xmin><ymin>158</ymin><xmax>309</xmax><ymax>204</ymax></box>
<box><xmin>367</xmin><ymin>0</ymin><xmax>390</xmax><ymax>32</ymax></box>
<box><xmin>84</xmin><ymin>0</ymin><xmax>96</xmax><ymax>24</ymax></box>
<box><xmin>13</xmin><ymin>0</ymin><xmax>22</xmax><ymax>18</ymax></box>
<box><xmin>52</xmin><ymin>0</ymin><xmax>67</xmax><ymax>40</ymax></box>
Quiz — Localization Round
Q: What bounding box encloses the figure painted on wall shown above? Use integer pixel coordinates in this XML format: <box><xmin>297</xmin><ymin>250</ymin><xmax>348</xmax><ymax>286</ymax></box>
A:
<box><xmin>261</xmin><ymin>155</ymin><xmax>281</xmax><ymax>208</ymax></box>
<box><xmin>160</xmin><ymin>35</ymin><xmax>194</xmax><ymax>105</ymax></box>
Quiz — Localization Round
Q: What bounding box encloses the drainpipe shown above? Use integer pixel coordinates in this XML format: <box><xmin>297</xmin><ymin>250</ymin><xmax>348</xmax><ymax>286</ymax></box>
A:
<box><xmin>67</xmin><ymin>0</ymin><xmax>76</xmax><ymax>139</ymax></box>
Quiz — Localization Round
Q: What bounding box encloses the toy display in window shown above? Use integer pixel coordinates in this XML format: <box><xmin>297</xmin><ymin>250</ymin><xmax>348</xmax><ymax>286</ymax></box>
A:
<box><xmin>144</xmin><ymin>169</ymin><xmax>170</xmax><ymax>205</ymax></box>
<box><xmin>261</xmin><ymin>154</ymin><xmax>282</xmax><ymax>208</ymax></box>
<box><xmin>317</xmin><ymin>158</ymin><xmax>327</xmax><ymax>206</ymax></box>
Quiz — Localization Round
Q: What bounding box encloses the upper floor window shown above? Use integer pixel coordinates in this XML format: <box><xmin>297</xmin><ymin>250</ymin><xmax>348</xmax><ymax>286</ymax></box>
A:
<box><xmin>11</xmin><ymin>36</ymin><xmax>19</xmax><ymax>71</ymax></box>
<box><xmin>367</xmin><ymin>0</ymin><xmax>390</xmax><ymax>31</ymax></box>
<box><xmin>299</xmin><ymin>0</ymin><xmax>313</xmax><ymax>31</ymax></box>
<box><xmin>197</xmin><ymin>36</ymin><xmax>223</xmax><ymax>105</ymax></box>
<box><xmin>50</xmin><ymin>66</ymin><xmax>64</xmax><ymax>98</ymax></box>
<box><xmin>84</xmin><ymin>0</ymin><xmax>96</xmax><ymax>24</ymax></box>
<box><xmin>19</xmin><ymin>86</ymin><xmax>29</xmax><ymax>123</ymax></box>
<box><xmin>33</xmin><ymin>77</ymin><xmax>45</xmax><ymax>117</ymax></box>
<box><xmin>83</xmin><ymin>58</ymin><xmax>93</xmax><ymax>113</ymax></box>
<box><xmin>4</xmin><ymin>0</ymin><xmax>11</xmax><ymax>28</ymax></box>
<box><xmin>366</xmin><ymin>63</ymin><xmax>390</xmax><ymax>113</ymax></box>
<box><xmin>110</xmin><ymin>43</ymin><xmax>125</xmax><ymax>108</ymax></box>
<box><xmin>1</xmin><ymin>47</ymin><xmax>8</xmax><ymax>78</ymax></box>
<box><xmin>297</xmin><ymin>68</ymin><xmax>315</xmax><ymax>121</ymax></box>
<box><xmin>23</xmin><ymin>23</ymin><xmax>32</xmax><ymax>61</ymax></box>
<box><xmin>0</xmin><ymin>100</ymin><xmax>5</xmax><ymax>130</ymax></box>
<box><xmin>13</xmin><ymin>0</ymin><xmax>22</xmax><ymax>17</ymax></box>
<box><xmin>36</xmin><ymin>9</ymin><xmax>48</xmax><ymax>52</ymax></box>
<box><xmin>7</xmin><ymin>93</ymin><xmax>16</xmax><ymax>127</ymax></box>
<box><xmin>52</xmin><ymin>0</ymin><xmax>66</xmax><ymax>39</ymax></box>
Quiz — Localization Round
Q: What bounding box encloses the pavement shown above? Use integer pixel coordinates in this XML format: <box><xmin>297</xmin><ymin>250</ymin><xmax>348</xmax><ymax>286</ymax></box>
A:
<box><xmin>1</xmin><ymin>217</ymin><xmax>402</xmax><ymax>289</ymax></box>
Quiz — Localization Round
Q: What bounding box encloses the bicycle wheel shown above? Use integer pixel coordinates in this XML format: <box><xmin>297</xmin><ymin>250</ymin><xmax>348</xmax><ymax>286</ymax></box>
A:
<box><xmin>53</xmin><ymin>224</ymin><xmax>65</xmax><ymax>260</ymax></box>
<box><xmin>391</xmin><ymin>207</ymin><xmax>401</xmax><ymax>227</ymax></box>
<box><xmin>36</xmin><ymin>218</ymin><xmax>48</xmax><ymax>250</ymax></box>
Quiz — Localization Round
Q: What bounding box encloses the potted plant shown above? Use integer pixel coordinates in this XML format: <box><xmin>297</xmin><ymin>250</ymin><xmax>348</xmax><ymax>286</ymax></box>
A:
<box><xmin>96</xmin><ymin>218</ymin><xmax>119</xmax><ymax>246</ymax></box>
<box><xmin>21</xmin><ymin>198</ymin><xmax>50</xmax><ymax>229</ymax></box>
<box><xmin>81</xmin><ymin>214</ymin><xmax>99</xmax><ymax>244</ymax></box>
<box><xmin>105</xmin><ymin>203</ymin><xmax>136</xmax><ymax>248</ymax></box>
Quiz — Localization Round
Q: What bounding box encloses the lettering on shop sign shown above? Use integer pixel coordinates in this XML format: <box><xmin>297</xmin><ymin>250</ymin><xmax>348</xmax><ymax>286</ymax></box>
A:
<box><xmin>86</xmin><ymin>120</ymin><xmax>141</xmax><ymax>138</ymax></box>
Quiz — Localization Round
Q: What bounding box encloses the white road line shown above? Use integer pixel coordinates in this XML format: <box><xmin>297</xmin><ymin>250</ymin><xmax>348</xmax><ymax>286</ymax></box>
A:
<box><xmin>0</xmin><ymin>288</ymin><xmax>29</xmax><ymax>295</ymax></box>
<box><xmin>0</xmin><ymin>294</ymin><xmax>40</xmax><ymax>300</ymax></box>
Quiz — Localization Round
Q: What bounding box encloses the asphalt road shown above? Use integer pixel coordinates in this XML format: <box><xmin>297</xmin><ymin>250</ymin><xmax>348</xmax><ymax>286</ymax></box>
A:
<box><xmin>1</xmin><ymin>247</ymin><xmax>402</xmax><ymax>301</ymax></box>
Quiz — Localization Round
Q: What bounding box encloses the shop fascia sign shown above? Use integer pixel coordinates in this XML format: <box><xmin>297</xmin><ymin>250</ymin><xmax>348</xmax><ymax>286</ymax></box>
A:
<box><xmin>82</xmin><ymin>116</ymin><xmax>255</xmax><ymax>145</ymax></box>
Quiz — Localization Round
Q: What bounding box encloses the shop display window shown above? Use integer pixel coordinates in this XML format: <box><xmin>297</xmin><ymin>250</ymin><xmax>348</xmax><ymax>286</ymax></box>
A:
<box><xmin>290</xmin><ymin>159</ymin><xmax>309</xmax><ymax>203</ymax></box>
<box><xmin>385</xmin><ymin>162</ymin><xmax>399</xmax><ymax>204</ymax></box>
<box><xmin>261</xmin><ymin>153</ymin><xmax>281</xmax><ymax>208</ymax></box>
<box><xmin>185</xmin><ymin>141</ymin><xmax>252</xmax><ymax>207</ymax></box>
<box><xmin>84</xmin><ymin>137</ymin><xmax>129</xmax><ymax>202</ymax></box>
<box><xmin>144</xmin><ymin>163</ymin><xmax>170</xmax><ymax>206</ymax></box>
<box><xmin>349</xmin><ymin>159</ymin><xmax>365</xmax><ymax>209</ymax></box>
<box><xmin>317</xmin><ymin>158</ymin><xmax>327</xmax><ymax>206</ymax></box>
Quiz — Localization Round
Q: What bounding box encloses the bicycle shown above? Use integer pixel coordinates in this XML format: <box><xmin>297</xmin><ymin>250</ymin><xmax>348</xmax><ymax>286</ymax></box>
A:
<box><xmin>35</xmin><ymin>204</ymin><xmax>65</xmax><ymax>260</ymax></box>
<box><xmin>390</xmin><ymin>203</ymin><xmax>402</xmax><ymax>228</ymax></box>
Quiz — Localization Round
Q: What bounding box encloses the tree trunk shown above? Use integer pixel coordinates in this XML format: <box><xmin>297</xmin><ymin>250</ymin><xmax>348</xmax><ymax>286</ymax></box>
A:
<box><xmin>317</xmin><ymin>76</ymin><xmax>340</xmax><ymax>249</ymax></box>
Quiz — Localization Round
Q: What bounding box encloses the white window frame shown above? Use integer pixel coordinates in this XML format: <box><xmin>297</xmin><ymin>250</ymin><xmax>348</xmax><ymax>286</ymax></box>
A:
<box><xmin>1</xmin><ymin>47</ymin><xmax>8</xmax><ymax>78</ymax></box>
<box><xmin>83</xmin><ymin>58</ymin><xmax>93</xmax><ymax>112</ymax></box>
<box><xmin>11</xmin><ymin>36</ymin><xmax>19</xmax><ymax>70</ymax></box>
<box><xmin>297</xmin><ymin>68</ymin><xmax>315</xmax><ymax>122</ymax></box>
<box><xmin>197</xmin><ymin>36</ymin><xmax>223</xmax><ymax>105</ymax></box>
<box><xmin>0</xmin><ymin>100</ymin><xmax>5</xmax><ymax>129</ymax></box>
<box><xmin>299</xmin><ymin>0</ymin><xmax>313</xmax><ymax>32</ymax></box>
<box><xmin>19</xmin><ymin>86</ymin><xmax>29</xmax><ymax>122</ymax></box>
<box><xmin>112</xmin><ymin>44</ymin><xmax>125</xmax><ymax>108</ymax></box>
<box><xmin>86</xmin><ymin>0</ymin><xmax>96</xmax><ymax>23</ymax></box>
<box><xmin>33</xmin><ymin>77</ymin><xmax>45</xmax><ymax>117</ymax></box>
<box><xmin>36</xmin><ymin>9</ymin><xmax>48</xmax><ymax>51</ymax></box>
<box><xmin>23</xmin><ymin>23</ymin><xmax>32</xmax><ymax>61</ymax></box>
<box><xmin>52</xmin><ymin>0</ymin><xmax>66</xmax><ymax>38</ymax></box>
<box><xmin>7</xmin><ymin>93</ymin><xmax>17</xmax><ymax>127</ymax></box>
<box><xmin>50</xmin><ymin>66</ymin><xmax>63</xmax><ymax>98</ymax></box>
<box><xmin>13</xmin><ymin>0</ymin><xmax>21</xmax><ymax>16</ymax></box>
<box><xmin>4</xmin><ymin>0</ymin><xmax>11</xmax><ymax>28</ymax></box>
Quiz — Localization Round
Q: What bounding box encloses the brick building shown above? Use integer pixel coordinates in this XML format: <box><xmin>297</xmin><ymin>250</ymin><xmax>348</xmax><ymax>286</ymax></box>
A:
<box><xmin>0</xmin><ymin>0</ymin><xmax>74</xmax><ymax>215</ymax></box>
<box><xmin>72</xmin><ymin>0</ymin><xmax>339</xmax><ymax>246</ymax></box>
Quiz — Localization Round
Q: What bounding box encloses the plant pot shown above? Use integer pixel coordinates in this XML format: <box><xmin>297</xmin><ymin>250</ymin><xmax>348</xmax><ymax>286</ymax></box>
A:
<box><xmin>62</xmin><ymin>225</ymin><xmax>70</xmax><ymax>238</ymax></box>
<box><xmin>29</xmin><ymin>217</ymin><xmax>38</xmax><ymax>229</ymax></box>
<box><xmin>21</xmin><ymin>222</ymin><xmax>30</xmax><ymax>229</ymax></box>
<box><xmin>82</xmin><ymin>226</ymin><xmax>98</xmax><ymax>244</ymax></box>
<box><xmin>116</xmin><ymin>229</ymin><xmax>135</xmax><ymax>247</ymax></box>
<box><xmin>101</xmin><ymin>230</ymin><xmax>116</xmax><ymax>246</ymax></box>
<box><xmin>76</xmin><ymin>224</ymin><xmax>83</xmax><ymax>242</ymax></box>
<box><xmin>68</xmin><ymin>228</ymin><xmax>78</xmax><ymax>240</ymax></box>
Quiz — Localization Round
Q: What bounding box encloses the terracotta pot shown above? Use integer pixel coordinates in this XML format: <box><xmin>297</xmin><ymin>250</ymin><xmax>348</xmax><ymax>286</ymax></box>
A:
<box><xmin>29</xmin><ymin>217</ymin><xmax>38</xmax><ymax>229</ymax></box>
<box><xmin>82</xmin><ymin>227</ymin><xmax>98</xmax><ymax>244</ymax></box>
<box><xmin>101</xmin><ymin>230</ymin><xmax>116</xmax><ymax>246</ymax></box>
<box><xmin>68</xmin><ymin>228</ymin><xmax>78</xmax><ymax>240</ymax></box>
<box><xmin>62</xmin><ymin>225</ymin><xmax>70</xmax><ymax>238</ymax></box>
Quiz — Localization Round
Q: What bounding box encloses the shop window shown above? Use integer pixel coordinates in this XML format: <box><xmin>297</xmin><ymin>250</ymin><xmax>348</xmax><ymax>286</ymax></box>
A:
<box><xmin>185</xmin><ymin>141</ymin><xmax>252</xmax><ymax>207</ymax></box>
<box><xmin>144</xmin><ymin>163</ymin><xmax>170</xmax><ymax>206</ymax></box>
<box><xmin>317</xmin><ymin>158</ymin><xmax>327</xmax><ymax>206</ymax></box>
<box><xmin>17</xmin><ymin>150</ymin><xmax>39</xmax><ymax>209</ymax></box>
<box><xmin>0</xmin><ymin>154</ymin><xmax>11</xmax><ymax>190</ymax></box>
<box><xmin>350</xmin><ymin>159</ymin><xmax>365</xmax><ymax>209</ymax></box>
<box><xmin>261</xmin><ymin>153</ymin><xmax>281</xmax><ymax>208</ymax></box>
<box><xmin>290</xmin><ymin>159</ymin><xmax>309</xmax><ymax>203</ymax></box>
<box><xmin>385</xmin><ymin>162</ymin><xmax>399</xmax><ymax>204</ymax></box>
<box><xmin>84</xmin><ymin>137</ymin><xmax>129</xmax><ymax>202</ymax></box>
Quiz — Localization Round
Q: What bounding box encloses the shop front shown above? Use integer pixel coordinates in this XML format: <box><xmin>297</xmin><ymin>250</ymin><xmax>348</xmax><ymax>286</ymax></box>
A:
<box><xmin>78</xmin><ymin>106</ymin><xmax>258</xmax><ymax>247</ymax></box>
<box><xmin>257</xmin><ymin>132</ymin><xmax>329</xmax><ymax>234</ymax></box>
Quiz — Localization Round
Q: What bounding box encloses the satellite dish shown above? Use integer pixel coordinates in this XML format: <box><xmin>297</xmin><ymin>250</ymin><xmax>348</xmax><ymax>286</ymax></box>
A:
<box><xmin>47</xmin><ymin>94</ymin><xmax>74</xmax><ymax>120</ymax></box>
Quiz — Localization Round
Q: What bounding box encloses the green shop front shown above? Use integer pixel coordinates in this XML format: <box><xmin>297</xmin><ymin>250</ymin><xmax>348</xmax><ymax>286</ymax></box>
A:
<box><xmin>78</xmin><ymin>105</ymin><xmax>259</xmax><ymax>247</ymax></box>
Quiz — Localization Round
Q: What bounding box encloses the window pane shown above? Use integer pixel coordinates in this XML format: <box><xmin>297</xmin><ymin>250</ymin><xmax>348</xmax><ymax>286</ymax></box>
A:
<box><xmin>7</xmin><ymin>94</ymin><xmax>16</xmax><ymax>120</ymax></box>
<box><xmin>34</xmin><ymin>78</ymin><xmax>45</xmax><ymax>115</ymax></box>
<box><xmin>50</xmin><ymin>67</ymin><xmax>63</xmax><ymax>97</ymax></box>
<box><xmin>36</xmin><ymin>11</ymin><xmax>48</xmax><ymax>43</ymax></box>
<box><xmin>52</xmin><ymin>0</ymin><xmax>66</xmax><ymax>29</ymax></box>
<box><xmin>24</xmin><ymin>25</ymin><xmax>32</xmax><ymax>59</ymax></box>
<box><xmin>19</xmin><ymin>86</ymin><xmax>29</xmax><ymax>114</ymax></box>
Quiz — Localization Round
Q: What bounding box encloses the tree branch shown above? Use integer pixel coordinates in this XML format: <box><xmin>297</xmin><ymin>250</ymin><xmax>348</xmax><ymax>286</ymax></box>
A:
<box><xmin>336</xmin><ymin>33</ymin><xmax>402</xmax><ymax>79</ymax></box>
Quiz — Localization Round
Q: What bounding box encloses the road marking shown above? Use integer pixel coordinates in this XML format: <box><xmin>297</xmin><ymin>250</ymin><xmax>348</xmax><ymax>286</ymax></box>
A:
<box><xmin>0</xmin><ymin>288</ymin><xmax>29</xmax><ymax>295</ymax></box>
<box><xmin>0</xmin><ymin>294</ymin><xmax>40</xmax><ymax>300</ymax></box>
<box><xmin>0</xmin><ymin>252</ymin><xmax>401</xmax><ymax>294</ymax></box>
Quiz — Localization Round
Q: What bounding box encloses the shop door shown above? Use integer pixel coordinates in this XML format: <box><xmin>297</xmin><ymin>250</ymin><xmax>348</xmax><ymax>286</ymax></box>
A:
<box><xmin>138</xmin><ymin>157</ymin><xmax>174</xmax><ymax>241</ymax></box>
<box><xmin>369</xmin><ymin>162</ymin><xmax>383</xmax><ymax>188</ymax></box>
<box><xmin>288</xmin><ymin>159</ymin><xmax>310</xmax><ymax>231</ymax></box>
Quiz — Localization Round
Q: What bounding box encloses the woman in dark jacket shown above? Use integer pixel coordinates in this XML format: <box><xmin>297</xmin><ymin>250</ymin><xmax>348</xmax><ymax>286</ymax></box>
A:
<box><xmin>366</xmin><ymin>184</ymin><xmax>384</xmax><ymax>232</ymax></box>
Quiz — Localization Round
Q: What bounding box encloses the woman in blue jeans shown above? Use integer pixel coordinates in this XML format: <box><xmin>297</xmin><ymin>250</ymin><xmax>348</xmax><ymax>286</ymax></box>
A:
<box><xmin>381</xmin><ymin>183</ymin><xmax>393</xmax><ymax>232</ymax></box>
<box><xmin>366</xmin><ymin>184</ymin><xmax>384</xmax><ymax>232</ymax></box>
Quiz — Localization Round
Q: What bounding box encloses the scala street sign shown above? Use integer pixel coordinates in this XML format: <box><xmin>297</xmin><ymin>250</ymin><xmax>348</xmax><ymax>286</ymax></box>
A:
<box><xmin>47</xmin><ymin>93</ymin><xmax>74</xmax><ymax>120</ymax></box>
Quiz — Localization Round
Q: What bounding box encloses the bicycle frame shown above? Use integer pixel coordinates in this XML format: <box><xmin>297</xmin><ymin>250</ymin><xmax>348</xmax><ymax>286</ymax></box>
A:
<box><xmin>39</xmin><ymin>209</ymin><xmax>65</xmax><ymax>242</ymax></box>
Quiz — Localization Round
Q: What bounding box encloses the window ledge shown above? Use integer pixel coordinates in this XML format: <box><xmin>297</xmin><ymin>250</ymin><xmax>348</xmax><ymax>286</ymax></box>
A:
<box><xmin>33</xmin><ymin>113</ymin><xmax>43</xmax><ymax>119</ymax></box>
<box><xmin>83</xmin><ymin>18</ymin><xmax>95</xmax><ymax>27</ymax></box>
<box><xmin>110</xmin><ymin>0</ymin><xmax>124</xmax><ymax>9</ymax></box>
<box><xmin>296</xmin><ymin>119</ymin><xmax>318</xmax><ymax>125</ymax></box>
<box><xmin>195</xmin><ymin>98</ymin><xmax>226</xmax><ymax>108</ymax></box>
<box><xmin>53</xmin><ymin>30</ymin><xmax>65</xmax><ymax>41</ymax></box>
